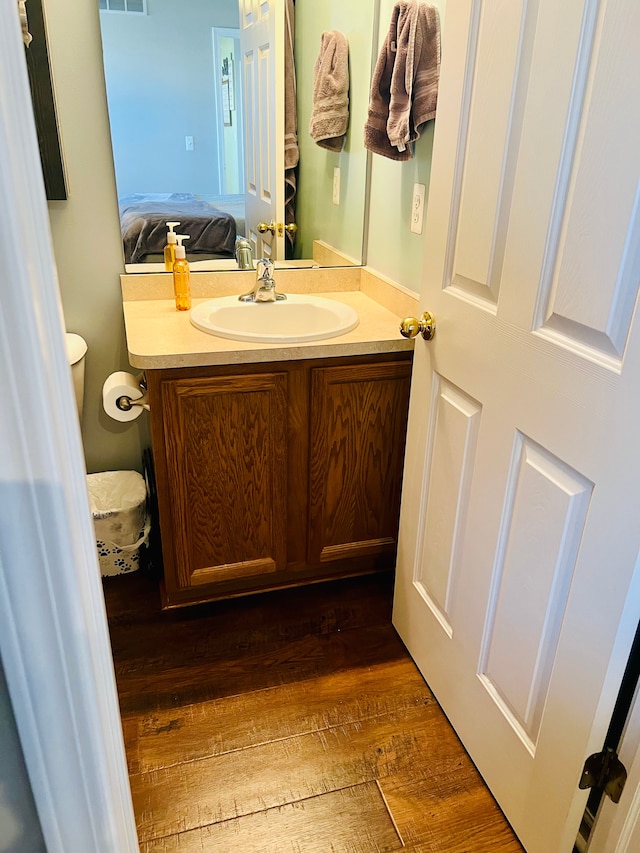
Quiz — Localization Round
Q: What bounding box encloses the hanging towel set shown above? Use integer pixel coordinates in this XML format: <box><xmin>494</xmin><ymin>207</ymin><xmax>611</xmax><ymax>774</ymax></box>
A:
<box><xmin>306</xmin><ymin>2</ymin><xmax>440</xmax><ymax>164</ymax></box>
<box><xmin>364</xmin><ymin>0</ymin><xmax>441</xmax><ymax>161</ymax></box>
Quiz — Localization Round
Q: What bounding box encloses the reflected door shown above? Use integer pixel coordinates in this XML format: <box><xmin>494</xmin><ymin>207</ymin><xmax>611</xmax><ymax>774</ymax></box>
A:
<box><xmin>393</xmin><ymin>0</ymin><xmax>640</xmax><ymax>851</ymax></box>
<box><xmin>239</xmin><ymin>0</ymin><xmax>285</xmax><ymax>260</ymax></box>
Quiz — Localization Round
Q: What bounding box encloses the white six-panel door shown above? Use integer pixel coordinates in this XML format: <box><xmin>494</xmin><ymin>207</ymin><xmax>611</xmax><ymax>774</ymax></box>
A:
<box><xmin>239</xmin><ymin>0</ymin><xmax>285</xmax><ymax>260</ymax></box>
<box><xmin>393</xmin><ymin>1</ymin><xmax>640</xmax><ymax>851</ymax></box>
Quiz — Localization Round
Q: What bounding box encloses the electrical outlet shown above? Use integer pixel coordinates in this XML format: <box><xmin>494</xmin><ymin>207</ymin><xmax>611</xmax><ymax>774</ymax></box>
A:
<box><xmin>333</xmin><ymin>167</ymin><xmax>340</xmax><ymax>205</ymax></box>
<box><xmin>185</xmin><ymin>136</ymin><xmax>194</xmax><ymax>151</ymax></box>
<box><xmin>411</xmin><ymin>183</ymin><xmax>426</xmax><ymax>234</ymax></box>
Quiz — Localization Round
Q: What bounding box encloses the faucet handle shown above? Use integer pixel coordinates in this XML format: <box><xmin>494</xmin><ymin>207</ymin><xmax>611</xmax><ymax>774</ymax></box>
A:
<box><xmin>257</xmin><ymin>258</ymin><xmax>274</xmax><ymax>280</ymax></box>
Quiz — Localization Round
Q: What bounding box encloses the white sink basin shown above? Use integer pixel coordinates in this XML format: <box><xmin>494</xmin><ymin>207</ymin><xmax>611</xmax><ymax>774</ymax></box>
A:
<box><xmin>190</xmin><ymin>293</ymin><xmax>359</xmax><ymax>343</ymax></box>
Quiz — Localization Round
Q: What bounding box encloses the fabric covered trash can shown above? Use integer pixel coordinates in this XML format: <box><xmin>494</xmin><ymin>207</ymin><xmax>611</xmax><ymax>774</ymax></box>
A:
<box><xmin>87</xmin><ymin>470</ymin><xmax>150</xmax><ymax>576</ymax></box>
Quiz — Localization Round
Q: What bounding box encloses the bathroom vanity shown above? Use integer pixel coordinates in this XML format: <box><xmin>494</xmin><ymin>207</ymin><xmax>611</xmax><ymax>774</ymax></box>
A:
<box><xmin>122</xmin><ymin>269</ymin><xmax>417</xmax><ymax>608</ymax></box>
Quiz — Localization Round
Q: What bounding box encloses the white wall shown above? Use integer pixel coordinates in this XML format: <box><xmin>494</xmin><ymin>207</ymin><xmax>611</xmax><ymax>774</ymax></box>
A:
<box><xmin>100</xmin><ymin>0</ymin><xmax>237</xmax><ymax>198</ymax></box>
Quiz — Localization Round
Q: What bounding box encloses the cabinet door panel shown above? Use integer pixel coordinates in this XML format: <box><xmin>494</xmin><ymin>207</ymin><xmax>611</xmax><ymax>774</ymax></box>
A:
<box><xmin>309</xmin><ymin>362</ymin><xmax>412</xmax><ymax>566</ymax></box>
<box><xmin>161</xmin><ymin>372</ymin><xmax>288</xmax><ymax>590</ymax></box>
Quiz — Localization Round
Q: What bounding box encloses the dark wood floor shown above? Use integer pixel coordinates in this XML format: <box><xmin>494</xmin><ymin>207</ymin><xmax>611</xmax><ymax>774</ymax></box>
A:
<box><xmin>104</xmin><ymin>571</ymin><xmax>524</xmax><ymax>852</ymax></box>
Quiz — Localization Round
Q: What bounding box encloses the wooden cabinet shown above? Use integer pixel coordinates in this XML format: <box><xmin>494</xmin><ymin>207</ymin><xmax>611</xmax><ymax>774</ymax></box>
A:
<box><xmin>308</xmin><ymin>362</ymin><xmax>413</xmax><ymax>567</ymax></box>
<box><xmin>147</xmin><ymin>353</ymin><xmax>412</xmax><ymax>608</ymax></box>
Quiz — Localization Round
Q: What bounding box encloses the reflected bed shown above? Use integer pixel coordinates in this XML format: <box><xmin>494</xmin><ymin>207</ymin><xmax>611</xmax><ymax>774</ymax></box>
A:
<box><xmin>119</xmin><ymin>192</ymin><xmax>245</xmax><ymax>264</ymax></box>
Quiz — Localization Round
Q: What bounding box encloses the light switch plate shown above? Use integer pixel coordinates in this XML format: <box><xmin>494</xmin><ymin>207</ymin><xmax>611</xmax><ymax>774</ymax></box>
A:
<box><xmin>411</xmin><ymin>183</ymin><xmax>426</xmax><ymax>234</ymax></box>
<box><xmin>333</xmin><ymin>167</ymin><xmax>340</xmax><ymax>205</ymax></box>
<box><xmin>185</xmin><ymin>136</ymin><xmax>194</xmax><ymax>151</ymax></box>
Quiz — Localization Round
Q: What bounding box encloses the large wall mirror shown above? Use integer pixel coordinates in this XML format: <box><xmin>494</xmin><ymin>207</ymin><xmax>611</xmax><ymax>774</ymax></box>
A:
<box><xmin>98</xmin><ymin>0</ymin><xmax>379</xmax><ymax>272</ymax></box>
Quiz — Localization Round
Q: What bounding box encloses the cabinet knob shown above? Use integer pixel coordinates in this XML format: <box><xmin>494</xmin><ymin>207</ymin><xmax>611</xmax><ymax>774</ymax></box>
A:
<box><xmin>400</xmin><ymin>311</ymin><xmax>436</xmax><ymax>341</ymax></box>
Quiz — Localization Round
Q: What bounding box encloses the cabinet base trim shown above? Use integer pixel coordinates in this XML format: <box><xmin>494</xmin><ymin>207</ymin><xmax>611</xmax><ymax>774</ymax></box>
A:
<box><xmin>190</xmin><ymin>557</ymin><xmax>278</xmax><ymax>586</ymax></box>
<box><xmin>319</xmin><ymin>538</ymin><xmax>397</xmax><ymax>563</ymax></box>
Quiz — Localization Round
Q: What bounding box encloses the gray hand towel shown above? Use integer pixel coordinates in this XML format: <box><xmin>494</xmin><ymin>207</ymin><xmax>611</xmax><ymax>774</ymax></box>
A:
<box><xmin>364</xmin><ymin>1</ymin><xmax>440</xmax><ymax>161</ymax></box>
<box><xmin>309</xmin><ymin>30</ymin><xmax>350</xmax><ymax>152</ymax></box>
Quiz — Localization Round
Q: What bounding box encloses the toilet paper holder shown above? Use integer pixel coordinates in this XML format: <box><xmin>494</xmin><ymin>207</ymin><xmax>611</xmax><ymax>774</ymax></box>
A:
<box><xmin>116</xmin><ymin>394</ymin><xmax>150</xmax><ymax>413</ymax></box>
<box><xmin>116</xmin><ymin>374</ymin><xmax>150</xmax><ymax>413</ymax></box>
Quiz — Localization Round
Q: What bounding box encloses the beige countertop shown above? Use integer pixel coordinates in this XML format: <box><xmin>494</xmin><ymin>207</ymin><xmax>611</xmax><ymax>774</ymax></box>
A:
<box><xmin>122</xmin><ymin>270</ymin><xmax>417</xmax><ymax>369</ymax></box>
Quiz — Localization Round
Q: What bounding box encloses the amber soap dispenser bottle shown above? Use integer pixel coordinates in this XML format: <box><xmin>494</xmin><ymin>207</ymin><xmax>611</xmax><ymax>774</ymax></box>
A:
<box><xmin>164</xmin><ymin>221</ymin><xmax>181</xmax><ymax>271</ymax></box>
<box><xmin>172</xmin><ymin>235</ymin><xmax>191</xmax><ymax>311</ymax></box>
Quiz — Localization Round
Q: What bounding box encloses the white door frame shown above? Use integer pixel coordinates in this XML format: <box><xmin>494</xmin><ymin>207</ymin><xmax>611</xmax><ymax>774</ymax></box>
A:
<box><xmin>588</xmin><ymin>648</ymin><xmax>640</xmax><ymax>852</ymax></box>
<box><xmin>212</xmin><ymin>26</ymin><xmax>245</xmax><ymax>195</ymax></box>
<box><xmin>0</xmin><ymin>4</ymin><xmax>137</xmax><ymax>851</ymax></box>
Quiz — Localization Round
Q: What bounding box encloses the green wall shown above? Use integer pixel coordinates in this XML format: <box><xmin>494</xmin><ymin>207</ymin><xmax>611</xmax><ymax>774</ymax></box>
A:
<box><xmin>46</xmin><ymin>0</ymin><xmax>147</xmax><ymax>474</ymax></box>
<box><xmin>295</xmin><ymin>0</ymin><xmax>374</xmax><ymax>263</ymax></box>
<box><xmin>0</xmin><ymin>659</ymin><xmax>45</xmax><ymax>852</ymax></box>
<box><xmin>366</xmin><ymin>0</ymin><xmax>446</xmax><ymax>295</ymax></box>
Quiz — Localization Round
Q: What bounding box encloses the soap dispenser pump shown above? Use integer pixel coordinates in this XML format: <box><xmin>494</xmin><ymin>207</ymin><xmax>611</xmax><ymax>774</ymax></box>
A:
<box><xmin>164</xmin><ymin>221</ymin><xmax>181</xmax><ymax>271</ymax></box>
<box><xmin>172</xmin><ymin>234</ymin><xmax>191</xmax><ymax>311</ymax></box>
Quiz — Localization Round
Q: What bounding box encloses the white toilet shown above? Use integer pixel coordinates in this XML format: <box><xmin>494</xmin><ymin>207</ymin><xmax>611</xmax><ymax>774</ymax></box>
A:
<box><xmin>65</xmin><ymin>332</ymin><xmax>88</xmax><ymax>423</ymax></box>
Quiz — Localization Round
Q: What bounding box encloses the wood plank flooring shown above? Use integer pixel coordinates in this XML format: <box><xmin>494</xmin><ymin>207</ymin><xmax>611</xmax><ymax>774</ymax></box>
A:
<box><xmin>104</xmin><ymin>571</ymin><xmax>525</xmax><ymax>852</ymax></box>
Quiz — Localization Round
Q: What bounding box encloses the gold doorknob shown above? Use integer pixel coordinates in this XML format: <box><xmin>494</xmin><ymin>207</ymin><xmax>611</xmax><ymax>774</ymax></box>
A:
<box><xmin>258</xmin><ymin>221</ymin><xmax>298</xmax><ymax>237</ymax></box>
<box><xmin>257</xmin><ymin>221</ymin><xmax>276</xmax><ymax>235</ymax></box>
<box><xmin>400</xmin><ymin>311</ymin><xmax>436</xmax><ymax>341</ymax></box>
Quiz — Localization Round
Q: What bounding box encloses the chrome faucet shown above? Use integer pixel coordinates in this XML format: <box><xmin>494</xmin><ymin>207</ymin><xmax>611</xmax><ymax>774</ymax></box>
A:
<box><xmin>235</xmin><ymin>236</ymin><xmax>253</xmax><ymax>270</ymax></box>
<box><xmin>238</xmin><ymin>259</ymin><xmax>286</xmax><ymax>302</ymax></box>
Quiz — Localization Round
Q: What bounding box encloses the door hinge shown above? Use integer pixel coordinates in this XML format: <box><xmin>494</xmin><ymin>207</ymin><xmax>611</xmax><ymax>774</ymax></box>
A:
<box><xmin>579</xmin><ymin>746</ymin><xmax>627</xmax><ymax>804</ymax></box>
